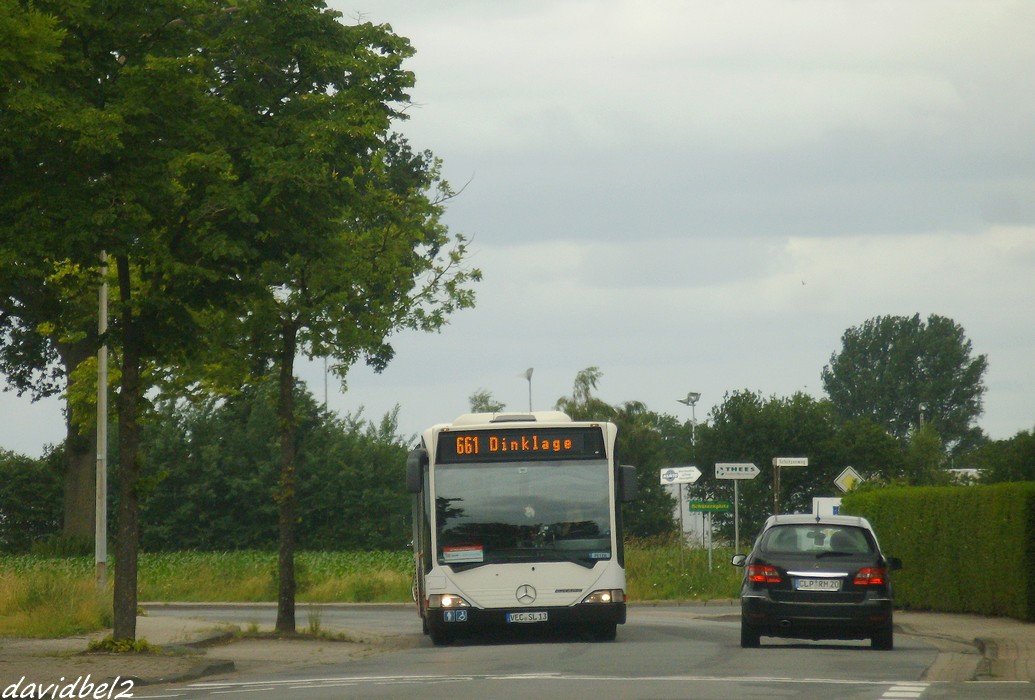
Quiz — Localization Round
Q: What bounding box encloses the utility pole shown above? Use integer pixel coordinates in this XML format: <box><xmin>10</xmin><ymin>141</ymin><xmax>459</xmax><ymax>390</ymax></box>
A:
<box><xmin>96</xmin><ymin>252</ymin><xmax>108</xmax><ymax>592</ymax></box>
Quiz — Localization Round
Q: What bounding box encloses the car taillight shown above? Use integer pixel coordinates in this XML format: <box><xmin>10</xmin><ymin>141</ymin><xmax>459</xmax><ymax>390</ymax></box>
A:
<box><xmin>747</xmin><ymin>564</ymin><xmax>781</xmax><ymax>584</ymax></box>
<box><xmin>854</xmin><ymin>568</ymin><xmax>887</xmax><ymax>586</ymax></box>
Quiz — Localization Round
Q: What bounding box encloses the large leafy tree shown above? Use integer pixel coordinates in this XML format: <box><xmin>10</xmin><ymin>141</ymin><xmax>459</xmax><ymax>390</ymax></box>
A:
<box><xmin>0</xmin><ymin>448</ymin><xmax>62</xmax><ymax>553</ymax></box>
<box><xmin>0</xmin><ymin>1</ymin><xmax>104</xmax><ymax>544</ymax></box>
<box><xmin>0</xmin><ymin>0</ymin><xmax>62</xmax><ymax>81</ymax></box>
<box><xmin>0</xmin><ymin>259</ymin><xmax>100</xmax><ymax>543</ymax></box>
<box><xmin>825</xmin><ymin>416</ymin><xmax>904</xmax><ymax>484</ymax></box>
<box><xmin>822</xmin><ymin>314</ymin><xmax>988</xmax><ymax>453</ymax></box>
<box><xmin>693</xmin><ymin>390</ymin><xmax>841</xmax><ymax>542</ymax></box>
<box><xmin>967</xmin><ymin>427</ymin><xmax>1035</xmax><ymax>484</ymax></box>
<box><xmin>183</xmin><ymin>5</ymin><xmax>479</xmax><ymax>633</ymax></box>
<box><xmin>139</xmin><ymin>381</ymin><xmax>411</xmax><ymax>552</ymax></box>
<box><xmin>0</xmin><ymin>0</ymin><xmax>272</xmax><ymax>641</ymax></box>
<box><xmin>2</xmin><ymin>0</ymin><xmax>477</xmax><ymax>641</ymax></box>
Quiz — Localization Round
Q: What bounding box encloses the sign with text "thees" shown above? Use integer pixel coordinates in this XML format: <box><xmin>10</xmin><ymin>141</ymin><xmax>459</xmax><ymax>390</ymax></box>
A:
<box><xmin>715</xmin><ymin>463</ymin><xmax>760</xmax><ymax>480</ymax></box>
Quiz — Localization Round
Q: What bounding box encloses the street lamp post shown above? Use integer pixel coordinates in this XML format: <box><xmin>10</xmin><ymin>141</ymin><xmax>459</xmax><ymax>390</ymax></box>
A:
<box><xmin>676</xmin><ymin>392</ymin><xmax>701</xmax><ymax>545</ymax></box>
<box><xmin>678</xmin><ymin>392</ymin><xmax>701</xmax><ymax>445</ymax></box>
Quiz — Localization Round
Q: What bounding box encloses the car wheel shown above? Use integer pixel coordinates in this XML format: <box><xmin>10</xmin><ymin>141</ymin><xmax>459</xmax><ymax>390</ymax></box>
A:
<box><xmin>871</xmin><ymin>625</ymin><xmax>894</xmax><ymax>650</ymax></box>
<box><xmin>740</xmin><ymin>622</ymin><xmax>761</xmax><ymax>648</ymax></box>
<box><xmin>591</xmin><ymin>623</ymin><xmax>617</xmax><ymax>642</ymax></box>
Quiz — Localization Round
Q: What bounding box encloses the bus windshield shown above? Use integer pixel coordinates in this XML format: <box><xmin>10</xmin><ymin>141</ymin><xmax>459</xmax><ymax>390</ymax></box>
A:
<box><xmin>435</xmin><ymin>458</ymin><xmax>612</xmax><ymax>570</ymax></box>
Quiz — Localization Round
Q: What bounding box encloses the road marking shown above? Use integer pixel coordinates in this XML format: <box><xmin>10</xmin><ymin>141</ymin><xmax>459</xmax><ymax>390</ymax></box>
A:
<box><xmin>186</xmin><ymin>673</ymin><xmax>937</xmax><ymax>694</ymax></box>
<box><xmin>211</xmin><ymin>688</ymin><xmax>277</xmax><ymax>695</ymax></box>
<box><xmin>882</xmin><ymin>682</ymin><xmax>929</xmax><ymax>699</ymax></box>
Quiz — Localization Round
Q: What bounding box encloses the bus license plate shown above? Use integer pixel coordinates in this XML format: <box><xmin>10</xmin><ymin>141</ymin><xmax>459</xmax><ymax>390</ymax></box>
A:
<box><xmin>795</xmin><ymin>578</ymin><xmax>841</xmax><ymax>591</ymax></box>
<box><xmin>506</xmin><ymin>611</ymin><xmax>548</xmax><ymax>623</ymax></box>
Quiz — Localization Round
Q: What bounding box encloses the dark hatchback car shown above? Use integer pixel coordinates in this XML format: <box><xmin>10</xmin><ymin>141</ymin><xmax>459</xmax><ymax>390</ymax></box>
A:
<box><xmin>731</xmin><ymin>514</ymin><xmax>902</xmax><ymax>650</ymax></box>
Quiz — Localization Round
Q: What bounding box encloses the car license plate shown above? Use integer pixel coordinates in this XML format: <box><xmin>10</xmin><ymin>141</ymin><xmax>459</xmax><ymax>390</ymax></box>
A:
<box><xmin>506</xmin><ymin>611</ymin><xmax>548</xmax><ymax>623</ymax></box>
<box><xmin>795</xmin><ymin>578</ymin><xmax>841</xmax><ymax>591</ymax></box>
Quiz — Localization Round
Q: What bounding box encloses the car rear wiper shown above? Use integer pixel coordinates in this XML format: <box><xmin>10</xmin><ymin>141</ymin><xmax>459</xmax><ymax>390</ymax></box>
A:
<box><xmin>816</xmin><ymin>550</ymin><xmax>855</xmax><ymax>558</ymax></box>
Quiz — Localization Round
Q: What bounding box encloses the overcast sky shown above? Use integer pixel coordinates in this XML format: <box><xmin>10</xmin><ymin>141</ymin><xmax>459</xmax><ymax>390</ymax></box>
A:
<box><xmin>2</xmin><ymin>0</ymin><xmax>1033</xmax><ymax>457</ymax></box>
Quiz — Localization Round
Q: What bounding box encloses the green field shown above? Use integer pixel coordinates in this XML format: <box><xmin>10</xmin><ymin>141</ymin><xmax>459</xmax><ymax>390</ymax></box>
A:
<box><xmin>0</xmin><ymin>541</ymin><xmax>741</xmax><ymax>638</ymax></box>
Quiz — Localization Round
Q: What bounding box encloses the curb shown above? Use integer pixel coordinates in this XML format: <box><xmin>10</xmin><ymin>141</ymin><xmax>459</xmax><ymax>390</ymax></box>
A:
<box><xmin>136</xmin><ymin>659</ymin><xmax>237</xmax><ymax>687</ymax></box>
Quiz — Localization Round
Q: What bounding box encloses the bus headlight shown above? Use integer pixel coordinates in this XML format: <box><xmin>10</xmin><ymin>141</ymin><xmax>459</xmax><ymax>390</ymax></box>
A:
<box><xmin>427</xmin><ymin>593</ymin><xmax>471</xmax><ymax>609</ymax></box>
<box><xmin>581</xmin><ymin>589</ymin><xmax>625</xmax><ymax>605</ymax></box>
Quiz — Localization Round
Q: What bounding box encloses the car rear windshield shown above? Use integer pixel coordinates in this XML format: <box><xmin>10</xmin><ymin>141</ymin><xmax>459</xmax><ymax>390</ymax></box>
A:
<box><xmin>760</xmin><ymin>525</ymin><xmax>875</xmax><ymax>555</ymax></box>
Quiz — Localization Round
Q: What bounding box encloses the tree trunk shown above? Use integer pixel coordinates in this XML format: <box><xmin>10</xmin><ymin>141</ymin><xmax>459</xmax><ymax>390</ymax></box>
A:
<box><xmin>112</xmin><ymin>255</ymin><xmax>141</xmax><ymax>642</ymax></box>
<box><xmin>274</xmin><ymin>320</ymin><xmax>299</xmax><ymax>634</ymax></box>
<box><xmin>57</xmin><ymin>343</ymin><xmax>98</xmax><ymax>542</ymax></box>
<box><xmin>62</xmin><ymin>428</ymin><xmax>96</xmax><ymax>541</ymax></box>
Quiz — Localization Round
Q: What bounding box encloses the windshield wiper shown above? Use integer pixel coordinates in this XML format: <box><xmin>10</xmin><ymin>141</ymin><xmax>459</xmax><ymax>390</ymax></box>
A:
<box><xmin>467</xmin><ymin>548</ymin><xmax>600</xmax><ymax>569</ymax></box>
<box><xmin>446</xmin><ymin>560</ymin><xmax>490</xmax><ymax>572</ymax></box>
<box><xmin>550</xmin><ymin>552</ymin><xmax>597</xmax><ymax>569</ymax></box>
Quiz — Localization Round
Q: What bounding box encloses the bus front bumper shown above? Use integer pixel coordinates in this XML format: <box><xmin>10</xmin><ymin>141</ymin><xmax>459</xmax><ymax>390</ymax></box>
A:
<box><xmin>427</xmin><ymin>601</ymin><xmax>626</xmax><ymax>635</ymax></box>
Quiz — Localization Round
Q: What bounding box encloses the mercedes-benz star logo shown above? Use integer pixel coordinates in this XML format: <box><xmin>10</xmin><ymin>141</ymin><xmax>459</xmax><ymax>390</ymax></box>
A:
<box><xmin>515</xmin><ymin>584</ymin><xmax>537</xmax><ymax>605</ymax></box>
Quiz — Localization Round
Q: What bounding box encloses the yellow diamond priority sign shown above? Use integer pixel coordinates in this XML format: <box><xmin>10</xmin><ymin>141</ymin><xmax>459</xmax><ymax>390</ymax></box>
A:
<box><xmin>835</xmin><ymin>466</ymin><xmax>863</xmax><ymax>493</ymax></box>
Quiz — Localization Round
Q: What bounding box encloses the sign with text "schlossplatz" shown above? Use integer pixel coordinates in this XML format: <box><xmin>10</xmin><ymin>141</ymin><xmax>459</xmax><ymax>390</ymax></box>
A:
<box><xmin>688</xmin><ymin>500</ymin><xmax>732</xmax><ymax>512</ymax></box>
<box><xmin>715</xmin><ymin>463</ymin><xmax>760</xmax><ymax>480</ymax></box>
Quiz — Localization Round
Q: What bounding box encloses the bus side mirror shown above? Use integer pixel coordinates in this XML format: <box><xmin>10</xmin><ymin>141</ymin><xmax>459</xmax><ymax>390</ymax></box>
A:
<box><xmin>620</xmin><ymin>464</ymin><xmax>638</xmax><ymax>502</ymax></box>
<box><xmin>406</xmin><ymin>448</ymin><xmax>428</xmax><ymax>493</ymax></box>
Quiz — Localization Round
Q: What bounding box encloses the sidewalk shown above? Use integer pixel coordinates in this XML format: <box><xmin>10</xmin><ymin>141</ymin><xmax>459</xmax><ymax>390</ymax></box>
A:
<box><xmin>0</xmin><ymin>616</ymin><xmax>236</xmax><ymax>693</ymax></box>
<box><xmin>895</xmin><ymin>609</ymin><xmax>1035</xmax><ymax>682</ymax></box>
<box><xmin>0</xmin><ymin>610</ymin><xmax>419</xmax><ymax>694</ymax></box>
<box><xmin>1</xmin><ymin>606</ymin><xmax>1032</xmax><ymax>691</ymax></box>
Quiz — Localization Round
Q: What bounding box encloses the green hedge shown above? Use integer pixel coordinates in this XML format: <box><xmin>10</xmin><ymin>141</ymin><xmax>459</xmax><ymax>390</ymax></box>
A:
<box><xmin>842</xmin><ymin>482</ymin><xmax>1035</xmax><ymax>621</ymax></box>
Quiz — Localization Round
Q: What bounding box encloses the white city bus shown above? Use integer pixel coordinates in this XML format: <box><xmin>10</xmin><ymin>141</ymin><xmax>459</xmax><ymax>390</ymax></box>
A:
<box><xmin>406</xmin><ymin>411</ymin><xmax>638</xmax><ymax>645</ymax></box>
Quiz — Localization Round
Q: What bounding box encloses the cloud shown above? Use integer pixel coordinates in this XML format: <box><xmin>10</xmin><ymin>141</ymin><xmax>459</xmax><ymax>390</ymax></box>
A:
<box><xmin>318</xmin><ymin>224</ymin><xmax>1033</xmax><ymax>441</ymax></box>
<box><xmin>3</xmin><ymin>0</ymin><xmax>1033</xmax><ymax>458</ymax></box>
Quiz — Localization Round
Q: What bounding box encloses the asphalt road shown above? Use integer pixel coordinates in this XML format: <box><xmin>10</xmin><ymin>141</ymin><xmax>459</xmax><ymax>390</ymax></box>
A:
<box><xmin>138</xmin><ymin>604</ymin><xmax>1029</xmax><ymax>700</ymax></box>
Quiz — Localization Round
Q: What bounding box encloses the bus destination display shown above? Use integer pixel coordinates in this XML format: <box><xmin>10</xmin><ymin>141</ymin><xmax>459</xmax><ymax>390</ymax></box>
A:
<box><xmin>437</xmin><ymin>427</ymin><xmax>605</xmax><ymax>463</ymax></box>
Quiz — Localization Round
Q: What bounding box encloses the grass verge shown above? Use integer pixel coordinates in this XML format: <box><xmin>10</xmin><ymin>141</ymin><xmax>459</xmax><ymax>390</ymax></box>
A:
<box><xmin>1</xmin><ymin>541</ymin><xmax>738</xmax><ymax>638</ymax></box>
<box><xmin>0</xmin><ymin>567</ymin><xmax>111</xmax><ymax>637</ymax></box>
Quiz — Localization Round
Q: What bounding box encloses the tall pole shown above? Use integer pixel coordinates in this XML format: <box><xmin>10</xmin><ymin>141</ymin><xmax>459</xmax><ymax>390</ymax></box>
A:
<box><xmin>707</xmin><ymin>512</ymin><xmax>713</xmax><ymax>570</ymax></box>
<box><xmin>525</xmin><ymin>368</ymin><xmax>533</xmax><ymax>412</ymax></box>
<box><xmin>677</xmin><ymin>392</ymin><xmax>701</xmax><ymax>544</ymax></box>
<box><xmin>96</xmin><ymin>252</ymin><xmax>108</xmax><ymax>592</ymax></box>
<box><xmin>734</xmin><ymin>480</ymin><xmax>740</xmax><ymax>552</ymax></box>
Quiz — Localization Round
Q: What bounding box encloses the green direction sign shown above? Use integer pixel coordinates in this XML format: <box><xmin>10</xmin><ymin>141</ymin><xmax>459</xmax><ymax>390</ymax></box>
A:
<box><xmin>688</xmin><ymin>500</ymin><xmax>732</xmax><ymax>513</ymax></box>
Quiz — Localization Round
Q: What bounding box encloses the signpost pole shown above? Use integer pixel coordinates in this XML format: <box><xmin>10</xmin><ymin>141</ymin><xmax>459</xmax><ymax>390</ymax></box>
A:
<box><xmin>709</xmin><ymin>512</ymin><xmax>715</xmax><ymax>570</ymax></box>
<box><xmin>678</xmin><ymin>485</ymin><xmax>686</xmax><ymax>572</ymax></box>
<box><xmin>678</xmin><ymin>484</ymin><xmax>686</xmax><ymax>544</ymax></box>
<box><xmin>660</xmin><ymin>466</ymin><xmax>701</xmax><ymax>578</ymax></box>
<box><xmin>733</xmin><ymin>480</ymin><xmax>740</xmax><ymax>553</ymax></box>
<box><xmin>715</xmin><ymin>462</ymin><xmax>760</xmax><ymax>548</ymax></box>
<box><xmin>772</xmin><ymin>457</ymin><xmax>809</xmax><ymax>515</ymax></box>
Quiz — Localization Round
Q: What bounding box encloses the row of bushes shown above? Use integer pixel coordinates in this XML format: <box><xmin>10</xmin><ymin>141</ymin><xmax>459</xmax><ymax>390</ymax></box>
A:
<box><xmin>843</xmin><ymin>482</ymin><xmax>1035</xmax><ymax>621</ymax></box>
